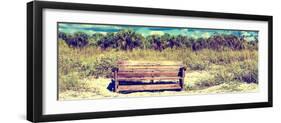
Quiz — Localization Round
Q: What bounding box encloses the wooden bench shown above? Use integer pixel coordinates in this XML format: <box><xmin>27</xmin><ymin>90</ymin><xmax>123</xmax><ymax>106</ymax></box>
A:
<box><xmin>112</xmin><ymin>61</ymin><xmax>186</xmax><ymax>92</ymax></box>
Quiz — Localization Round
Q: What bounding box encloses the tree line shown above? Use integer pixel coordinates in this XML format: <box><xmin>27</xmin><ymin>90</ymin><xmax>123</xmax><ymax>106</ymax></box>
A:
<box><xmin>58</xmin><ymin>29</ymin><xmax>258</xmax><ymax>51</ymax></box>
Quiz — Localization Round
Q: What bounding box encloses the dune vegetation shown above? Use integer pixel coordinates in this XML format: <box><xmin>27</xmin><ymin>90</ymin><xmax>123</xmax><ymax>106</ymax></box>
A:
<box><xmin>58</xmin><ymin>27</ymin><xmax>258</xmax><ymax>100</ymax></box>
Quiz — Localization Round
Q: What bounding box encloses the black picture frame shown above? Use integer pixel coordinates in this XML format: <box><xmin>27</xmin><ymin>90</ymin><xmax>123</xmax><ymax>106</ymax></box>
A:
<box><xmin>27</xmin><ymin>1</ymin><xmax>273</xmax><ymax>122</ymax></box>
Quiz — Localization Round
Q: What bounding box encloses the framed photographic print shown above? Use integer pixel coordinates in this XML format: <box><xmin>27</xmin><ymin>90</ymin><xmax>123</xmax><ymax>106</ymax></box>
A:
<box><xmin>27</xmin><ymin>1</ymin><xmax>273</xmax><ymax>122</ymax></box>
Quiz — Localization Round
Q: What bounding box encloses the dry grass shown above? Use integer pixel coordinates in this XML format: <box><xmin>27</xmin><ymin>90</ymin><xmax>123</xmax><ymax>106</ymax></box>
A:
<box><xmin>58</xmin><ymin>41</ymin><xmax>258</xmax><ymax>100</ymax></box>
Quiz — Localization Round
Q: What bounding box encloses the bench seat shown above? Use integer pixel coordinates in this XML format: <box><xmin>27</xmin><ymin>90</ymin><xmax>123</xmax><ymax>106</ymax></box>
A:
<box><xmin>112</xmin><ymin>61</ymin><xmax>186</xmax><ymax>92</ymax></box>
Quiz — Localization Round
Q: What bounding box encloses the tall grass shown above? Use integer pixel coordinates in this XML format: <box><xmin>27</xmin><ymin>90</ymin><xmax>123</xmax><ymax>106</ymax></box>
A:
<box><xmin>58</xmin><ymin>40</ymin><xmax>258</xmax><ymax>92</ymax></box>
<box><xmin>212</xmin><ymin>60</ymin><xmax>258</xmax><ymax>84</ymax></box>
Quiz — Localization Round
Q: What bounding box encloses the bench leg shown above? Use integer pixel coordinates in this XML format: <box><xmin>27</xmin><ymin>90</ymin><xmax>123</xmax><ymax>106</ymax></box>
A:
<box><xmin>180</xmin><ymin>67</ymin><xmax>185</xmax><ymax>91</ymax></box>
<box><xmin>114</xmin><ymin>70</ymin><xmax>119</xmax><ymax>92</ymax></box>
<box><xmin>115</xmin><ymin>80</ymin><xmax>119</xmax><ymax>92</ymax></box>
<box><xmin>179</xmin><ymin>79</ymin><xmax>184</xmax><ymax>91</ymax></box>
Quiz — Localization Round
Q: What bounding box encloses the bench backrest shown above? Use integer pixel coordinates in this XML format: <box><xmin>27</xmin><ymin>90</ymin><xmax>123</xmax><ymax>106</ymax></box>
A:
<box><xmin>116</xmin><ymin>61</ymin><xmax>184</xmax><ymax>78</ymax></box>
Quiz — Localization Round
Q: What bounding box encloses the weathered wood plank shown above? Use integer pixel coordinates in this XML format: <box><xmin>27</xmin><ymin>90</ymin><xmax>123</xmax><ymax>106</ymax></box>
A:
<box><xmin>117</xmin><ymin>61</ymin><xmax>183</xmax><ymax>66</ymax></box>
<box><xmin>117</xmin><ymin>72</ymin><xmax>179</xmax><ymax>77</ymax></box>
<box><xmin>117</xmin><ymin>77</ymin><xmax>181</xmax><ymax>81</ymax></box>
<box><xmin>118</xmin><ymin>84</ymin><xmax>181</xmax><ymax>91</ymax></box>
<box><xmin>119</xmin><ymin>68</ymin><xmax>179</xmax><ymax>72</ymax></box>
<box><xmin>118</xmin><ymin>66</ymin><xmax>181</xmax><ymax>69</ymax></box>
<box><xmin>118</xmin><ymin>64</ymin><xmax>182</xmax><ymax>67</ymax></box>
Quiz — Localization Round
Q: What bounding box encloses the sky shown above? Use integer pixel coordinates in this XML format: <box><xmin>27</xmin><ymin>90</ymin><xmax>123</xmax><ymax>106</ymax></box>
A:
<box><xmin>58</xmin><ymin>23</ymin><xmax>258</xmax><ymax>41</ymax></box>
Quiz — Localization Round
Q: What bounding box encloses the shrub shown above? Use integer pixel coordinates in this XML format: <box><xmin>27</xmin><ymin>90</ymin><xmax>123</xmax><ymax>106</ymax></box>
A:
<box><xmin>240</xmin><ymin>71</ymin><xmax>258</xmax><ymax>83</ymax></box>
<box><xmin>59</xmin><ymin>55</ymin><xmax>81</xmax><ymax>75</ymax></box>
<box><xmin>188</xmin><ymin>61</ymin><xmax>209</xmax><ymax>70</ymax></box>
<box><xmin>212</xmin><ymin>67</ymin><xmax>235</xmax><ymax>84</ymax></box>
<box><xmin>81</xmin><ymin>53</ymin><xmax>128</xmax><ymax>78</ymax></box>
<box><xmin>186</xmin><ymin>60</ymin><xmax>258</xmax><ymax>91</ymax></box>
<box><xmin>212</xmin><ymin>60</ymin><xmax>258</xmax><ymax>84</ymax></box>
<box><xmin>58</xmin><ymin>29</ymin><xmax>258</xmax><ymax>51</ymax></box>
<box><xmin>59</xmin><ymin>72</ymin><xmax>83</xmax><ymax>92</ymax></box>
<box><xmin>58</xmin><ymin>41</ymin><xmax>83</xmax><ymax>76</ymax></box>
<box><xmin>235</xmin><ymin>60</ymin><xmax>258</xmax><ymax>83</ymax></box>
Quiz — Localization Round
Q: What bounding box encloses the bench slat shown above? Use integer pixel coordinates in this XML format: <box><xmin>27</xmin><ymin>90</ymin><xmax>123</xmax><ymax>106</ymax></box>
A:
<box><xmin>118</xmin><ymin>84</ymin><xmax>181</xmax><ymax>91</ymax></box>
<box><xmin>117</xmin><ymin>61</ymin><xmax>183</xmax><ymax>66</ymax></box>
<box><xmin>117</xmin><ymin>77</ymin><xmax>181</xmax><ymax>81</ymax></box>
<box><xmin>119</xmin><ymin>65</ymin><xmax>182</xmax><ymax>67</ymax></box>
<box><xmin>118</xmin><ymin>64</ymin><xmax>182</xmax><ymax>66</ymax></box>
<box><xmin>118</xmin><ymin>72</ymin><xmax>179</xmax><ymax>77</ymax></box>
<box><xmin>118</xmin><ymin>66</ymin><xmax>181</xmax><ymax>69</ymax></box>
<box><xmin>118</xmin><ymin>68</ymin><xmax>180</xmax><ymax>72</ymax></box>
